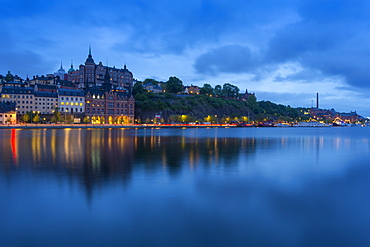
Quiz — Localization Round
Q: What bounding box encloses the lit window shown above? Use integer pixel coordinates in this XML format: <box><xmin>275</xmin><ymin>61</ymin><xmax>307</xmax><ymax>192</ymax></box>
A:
<box><xmin>80</xmin><ymin>103</ymin><xmax>83</xmax><ymax>106</ymax></box>
<box><xmin>61</xmin><ymin>102</ymin><xmax>64</xmax><ymax>105</ymax></box>
<box><xmin>66</xmin><ymin>102</ymin><xmax>69</xmax><ymax>105</ymax></box>
<box><xmin>71</xmin><ymin>102</ymin><xmax>74</xmax><ymax>106</ymax></box>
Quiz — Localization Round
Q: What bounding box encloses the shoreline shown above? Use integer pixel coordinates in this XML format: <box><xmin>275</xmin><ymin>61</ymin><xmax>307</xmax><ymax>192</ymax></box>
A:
<box><xmin>0</xmin><ymin>124</ymin><xmax>238</xmax><ymax>129</ymax></box>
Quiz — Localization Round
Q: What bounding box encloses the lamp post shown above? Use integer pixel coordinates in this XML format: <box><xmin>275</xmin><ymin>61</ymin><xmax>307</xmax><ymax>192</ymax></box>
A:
<box><xmin>65</xmin><ymin>109</ymin><xmax>68</xmax><ymax>124</ymax></box>
<box><xmin>31</xmin><ymin>111</ymin><xmax>35</xmax><ymax>124</ymax></box>
<box><xmin>36</xmin><ymin>111</ymin><xmax>40</xmax><ymax>126</ymax></box>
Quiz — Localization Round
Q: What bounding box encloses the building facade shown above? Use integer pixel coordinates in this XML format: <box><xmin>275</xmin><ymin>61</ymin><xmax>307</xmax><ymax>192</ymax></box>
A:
<box><xmin>1</xmin><ymin>86</ymin><xmax>35</xmax><ymax>115</ymax></box>
<box><xmin>68</xmin><ymin>47</ymin><xmax>134</xmax><ymax>92</ymax></box>
<box><xmin>84</xmin><ymin>68</ymin><xmax>134</xmax><ymax>124</ymax></box>
<box><xmin>0</xmin><ymin>102</ymin><xmax>16</xmax><ymax>124</ymax></box>
<box><xmin>58</xmin><ymin>88</ymin><xmax>85</xmax><ymax>114</ymax></box>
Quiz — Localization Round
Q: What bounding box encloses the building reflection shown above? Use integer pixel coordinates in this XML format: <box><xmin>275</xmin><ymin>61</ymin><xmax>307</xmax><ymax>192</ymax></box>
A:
<box><xmin>0</xmin><ymin>128</ymin><xmax>262</xmax><ymax>201</ymax></box>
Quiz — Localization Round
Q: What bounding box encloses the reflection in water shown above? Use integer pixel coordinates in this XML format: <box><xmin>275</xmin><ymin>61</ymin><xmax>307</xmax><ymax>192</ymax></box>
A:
<box><xmin>1</xmin><ymin>128</ymin><xmax>369</xmax><ymax>182</ymax></box>
<box><xmin>1</xmin><ymin>128</ymin><xmax>370</xmax><ymax>246</ymax></box>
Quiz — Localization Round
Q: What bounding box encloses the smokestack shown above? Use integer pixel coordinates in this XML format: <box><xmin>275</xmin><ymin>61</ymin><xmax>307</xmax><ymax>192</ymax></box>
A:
<box><xmin>316</xmin><ymin>92</ymin><xmax>319</xmax><ymax>109</ymax></box>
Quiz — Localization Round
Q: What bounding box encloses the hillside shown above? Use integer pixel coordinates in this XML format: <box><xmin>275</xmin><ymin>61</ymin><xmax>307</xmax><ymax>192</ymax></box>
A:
<box><xmin>134</xmin><ymin>92</ymin><xmax>307</xmax><ymax>123</ymax></box>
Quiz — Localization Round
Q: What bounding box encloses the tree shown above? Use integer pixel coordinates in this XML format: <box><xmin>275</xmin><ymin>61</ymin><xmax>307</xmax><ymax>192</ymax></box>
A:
<box><xmin>214</xmin><ymin>85</ymin><xmax>222</xmax><ymax>96</ymax></box>
<box><xmin>200</xmin><ymin>83</ymin><xmax>214</xmax><ymax>95</ymax></box>
<box><xmin>5</xmin><ymin>71</ymin><xmax>14</xmax><ymax>82</ymax></box>
<box><xmin>21</xmin><ymin>113</ymin><xmax>30</xmax><ymax>123</ymax></box>
<box><xmin>33</xmin><ymin>114</ymin><xmax>40</xmax><ymax>123</ymax></box>
<box><xmin>143</xmin><ymin>78</ymin><xmax>160</xmax><ymax>85</ymax></box>
<box><xmin>51</xmin><ymin>108</ymin><xmax>62</xmax><ymax>123</ymax></box>
<box><xmin>83</xmin><ymin>117</ymin><xmax>90</xmax><ymax>124</ymax></box>
<box><xmin>222</xmin><ymin>83</ymin><xmax>240</xmax><ymax>98</ymax></box>
<box><xmin>165</xmin><ymin>76</ymin><xmax>183</xmax><ymax>93</ymax></box>
<box><xmin>169</xmin><ymin>115</ymin><xmax>179</xmax><ymax>123</ymax></box>
<box><xmin>132</xmin><ymin>81</ymin><xmax>147</xmax><ymax>96</ymax></box>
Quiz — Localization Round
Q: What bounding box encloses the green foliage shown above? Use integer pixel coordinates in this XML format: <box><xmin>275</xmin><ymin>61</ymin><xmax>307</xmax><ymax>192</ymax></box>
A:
<box><xmin>143</xmin><ymin>78</ymin><xmax>160</xmax><ymax>85</ymax></box>
<box><xmin>51</xmin><ymin>109</ymin><xmax>62</xmax><ymax>123</ymax></box>
<box><xmin>135</xmin><ymin>81</ymin><xmax>306</xmax><ymax>123</ymax></box>
<box><xmin>132</xmin><ymin>81</ymin><xmax>147</xmax><ymax>96</ymax></box>
<box><xmin>5</xmin><ymin>71</ymin><xmax>14</xmax><ymax>82</ymax></box>
<box><xmin>214</xmin><ymin>85</ymin><xmax>222</xmax><ymax>96</ymax></box>
<box><xmin>32</xmin><ymin>114</ymin><xmax>40</xmax><ymax>123</ymax></box>
<box><xmin>21</xmin><ymin>113</ymin><xmax>30</xmax><ymax>123</ymax></box>
<box><xmin>200</xmin><ymin>83</ymin><xmax>213</xmax><ymax>95</ymax></box>
<box><xmin>222</xmin><ymin>83</ymin><xmax>240</xmax><ymax>98</ymax></box>
<box><xmin>165</xmin><ymin>76</ymin><xmax>183</xmax><ymax>93</ymax></box>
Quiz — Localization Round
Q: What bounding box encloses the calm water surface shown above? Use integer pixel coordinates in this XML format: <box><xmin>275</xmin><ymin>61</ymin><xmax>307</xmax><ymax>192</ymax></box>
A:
<box><xmin>1</xmin><ymin>127</ymin><xmax>370</xmax><ymax>246</ymax></box>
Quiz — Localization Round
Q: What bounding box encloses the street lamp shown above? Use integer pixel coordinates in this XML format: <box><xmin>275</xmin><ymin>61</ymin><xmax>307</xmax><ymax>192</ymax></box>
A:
<box><xmin>65</xmin><ymin>109</ymin><xmax>68</xmax><ymax>124</ymax></box>
<box><xmin>36</xmin><ymin>111</ymin><xmax>40</xmax><ymax>125</ymax></box>
<box><xmin>31</xmin><ymin>111</ymin><xmax>35</xmax><ymax>124</ymax></box>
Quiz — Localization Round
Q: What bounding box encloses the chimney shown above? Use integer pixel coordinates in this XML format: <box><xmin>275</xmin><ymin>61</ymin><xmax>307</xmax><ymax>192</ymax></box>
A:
<box><xmin>316</xmin><ymin>92</ymin><xmax>319</xmax><ymax>109</ymax></box>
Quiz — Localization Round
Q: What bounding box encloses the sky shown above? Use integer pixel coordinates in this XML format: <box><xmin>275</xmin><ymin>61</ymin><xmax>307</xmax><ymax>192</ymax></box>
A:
<box><xmin>1</xmin><ymin>0</ymin><xmax>370</xmax><ymax>116</ymax></box>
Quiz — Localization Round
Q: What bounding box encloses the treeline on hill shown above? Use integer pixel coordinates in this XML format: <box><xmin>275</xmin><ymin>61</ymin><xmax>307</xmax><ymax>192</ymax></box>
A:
<box><xmin>133</xmin><ymin>77</ymin><xmax>309</xmax><ymax>123</ymax></box>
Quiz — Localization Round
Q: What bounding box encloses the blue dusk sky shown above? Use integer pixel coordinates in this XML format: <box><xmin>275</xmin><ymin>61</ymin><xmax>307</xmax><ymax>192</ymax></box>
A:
<box><xmin>1</xmin><ymin>0</ymin><xmax>370</xmax><ymax>116</ymax></box>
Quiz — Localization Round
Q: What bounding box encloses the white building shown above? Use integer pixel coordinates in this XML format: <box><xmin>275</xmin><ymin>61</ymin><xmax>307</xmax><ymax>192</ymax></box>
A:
<box><xmin>58</xmin><ymin>88</ymin><xmax>85</xmax><ymax>114</ymax></box>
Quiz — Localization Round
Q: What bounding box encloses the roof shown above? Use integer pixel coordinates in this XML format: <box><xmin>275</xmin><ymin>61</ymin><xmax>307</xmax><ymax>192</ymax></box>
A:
<box><xmin>2</xmin><ymin>86</ymin><xmax>34</xmax><ymax>94</ymax></box>
<box><xmin>0</xmin><ymin>102</ymin><xmax>16</xmax><ymax>112</ymax></box>
<box><xmin>58</xmin><ymin>88</ymin><xmax>84</xmax><ymax>96</ymax></box>
<box><xmin>34</xmin><ymin>91</ymin><xmax>58</xmax><ymax>97</ymax></box>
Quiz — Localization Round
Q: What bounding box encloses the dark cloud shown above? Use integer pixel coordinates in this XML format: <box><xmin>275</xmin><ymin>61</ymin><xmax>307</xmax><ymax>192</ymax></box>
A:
<box><xmin>264</xmin><ymin>0</ymin><xmax>370</xmax><ymax>89</ymax></box>
<box><xmin>191</xmin><ymin>0</ymin><xmax>370</xmax><ymax>91</ymax></box>
<box><xmin>2</xmin><ymin>0</ymin><xmax>370</xmax><ymax>99</ymax></box>
<box><xmin>0</xmin><ymin>50</ymin><xmax>51</xmax><ymax>78</ymax></box>
<box><xmin>194</xmin><ymin>45</ymin><xmax>260</xmax><ymax>75</ymax></box>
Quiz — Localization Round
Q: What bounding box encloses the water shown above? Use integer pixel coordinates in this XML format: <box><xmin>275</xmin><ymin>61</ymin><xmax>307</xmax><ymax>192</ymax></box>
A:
<box><xmin>0</xmin><ymin>127</ymin><xmax>370</xmax><ymax>246</ymax></box>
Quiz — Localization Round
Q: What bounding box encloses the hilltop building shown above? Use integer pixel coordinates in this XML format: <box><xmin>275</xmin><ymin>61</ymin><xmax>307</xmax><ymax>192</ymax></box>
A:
<box><xmin>53</xmin><ymin>62</ymin><xmax>68</xmax><ymax>80</ymax></box>
<box><xmin>239</xmin><ymin>89</ymin><xmax>255</xmax><ymax>101</ymax></box>
<box><xmin>68</xmin><ymin>47</ymin><xmax>134</xmax><ymax>93</ymax></box>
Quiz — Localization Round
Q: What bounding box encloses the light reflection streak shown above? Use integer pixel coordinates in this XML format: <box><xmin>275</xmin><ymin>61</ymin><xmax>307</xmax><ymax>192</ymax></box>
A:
<box><xmin>10</xmin><ymin>129</ymin><xmax>17</xmax><ymax>165</ymax></box>
<box><xmin>32</xmin><ymin>130</ymin><xmax>41</xmax><ymax>166</ymax></box>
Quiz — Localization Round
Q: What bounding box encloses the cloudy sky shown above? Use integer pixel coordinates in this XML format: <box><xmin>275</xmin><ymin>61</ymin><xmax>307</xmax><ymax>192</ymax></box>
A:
<box><xmin>2</xmin><ymin>0</ymin><xmax>370</xmax><ymax>116</ymax></box>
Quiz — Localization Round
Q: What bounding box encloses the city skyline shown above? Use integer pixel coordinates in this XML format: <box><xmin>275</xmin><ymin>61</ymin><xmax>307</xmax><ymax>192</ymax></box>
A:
<box><xmin>2</xmin><ymin>0</ymin><xmax>370</xmax><ymax>116</ymax></box>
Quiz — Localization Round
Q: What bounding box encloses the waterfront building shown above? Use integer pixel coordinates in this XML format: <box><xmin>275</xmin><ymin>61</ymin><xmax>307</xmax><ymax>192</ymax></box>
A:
<box><xmin>34</xmin><ymin>85</ymin><xmax>58</xmax><ymax>114</ymax></box>
<box><xmin>84</xmin><ymin>68</ymin><xmax>134</xmax><ymax>124</ymax></box>
<box><xmin>0</xmin><ymin>101</ymin><xmax>16</xmax><ymax>124</ymax></box>
<box><xmin>58</xmin><ymin>88</ymin><xmax>85</xmax><ymax>115</ymax></box>
<box><xmin>1</xmin><ymin>86</ymin><xmax>35</xmax><ymax>115</ymax></box>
